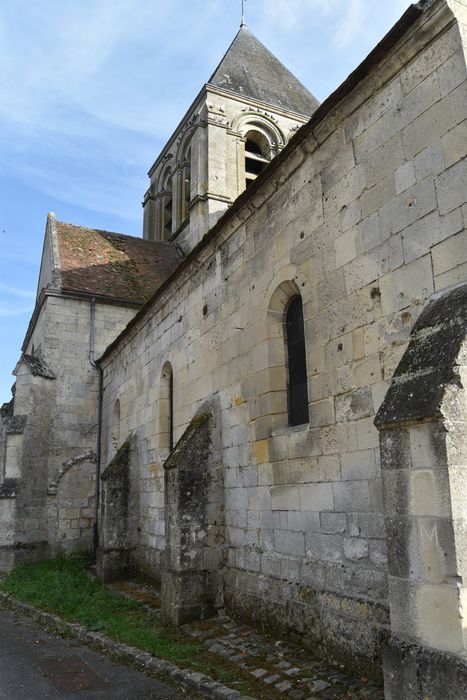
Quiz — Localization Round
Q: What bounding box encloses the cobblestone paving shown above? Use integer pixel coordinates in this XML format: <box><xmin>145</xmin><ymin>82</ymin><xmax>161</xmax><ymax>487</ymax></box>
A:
<box><xmin>113</xmin><ymin>581</ymin><xmax>384</xmax><ymax>700</ymax></box>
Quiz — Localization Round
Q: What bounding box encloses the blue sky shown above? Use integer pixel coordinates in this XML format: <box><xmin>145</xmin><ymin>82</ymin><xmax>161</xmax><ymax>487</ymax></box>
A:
<box><xmin>0</xmin><ymin>0</ymin><xmax>410</xmax><ymax>400</ymax></box>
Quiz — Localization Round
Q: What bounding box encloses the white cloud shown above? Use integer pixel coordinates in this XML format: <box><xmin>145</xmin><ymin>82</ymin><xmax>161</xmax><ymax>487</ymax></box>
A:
<box><xmin>0</xmin><ymin>285</ymin><xmax>36</xmax><ymax>300</ymax></box>
<box><xmin>335</xmin><ymin>0</ymin><xmax>367</xmax><ymax>49</ymax></box>
<box><xmin>0</xmin><ymin>0</ymin><xmax>412</xmax><ymax>223</ymax></box>
<box><xmin>0</xmin><ymin>305</ymin><xmax>34</xmax><ymax>317</ymax></box>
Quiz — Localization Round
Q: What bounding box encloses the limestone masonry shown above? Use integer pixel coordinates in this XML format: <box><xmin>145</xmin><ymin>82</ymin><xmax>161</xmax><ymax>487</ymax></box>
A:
<box><xmin>1</xmin><ymin>2</ymin><xmax>467</xmax><ymax>698</ymax></box>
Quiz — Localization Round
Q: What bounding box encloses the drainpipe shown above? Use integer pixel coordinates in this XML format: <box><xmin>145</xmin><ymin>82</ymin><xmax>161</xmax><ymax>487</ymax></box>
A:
<box><xmin>88</xmin><ymin>297</ymin><xmax>103</xmax><ymax>556</ymax></box>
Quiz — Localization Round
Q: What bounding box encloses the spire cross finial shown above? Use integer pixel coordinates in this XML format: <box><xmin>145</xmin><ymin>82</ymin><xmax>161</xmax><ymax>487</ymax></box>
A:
<box><xmin>241</xmin><ymin>0</ymin><xmax>247</xmax><ymax>27</ymax></box>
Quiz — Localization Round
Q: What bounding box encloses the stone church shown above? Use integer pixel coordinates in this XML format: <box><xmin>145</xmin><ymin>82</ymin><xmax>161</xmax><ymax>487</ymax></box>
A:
<box><xmin>1</xmin><ymin>1</ymin><xmax>466</xmax><ymax>697</ymax></box>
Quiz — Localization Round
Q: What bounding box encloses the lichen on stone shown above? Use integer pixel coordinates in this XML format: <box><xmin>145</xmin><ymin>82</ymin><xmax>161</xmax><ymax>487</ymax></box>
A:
<box><xmin>164</xmin><ymin>413</ymin><xmax>211</xmax><ymax>471</ymax></box>
<box><xmin>101</xmin><ymin>441</ymin><xmax>131</xmax><ymax>482</ymax></box>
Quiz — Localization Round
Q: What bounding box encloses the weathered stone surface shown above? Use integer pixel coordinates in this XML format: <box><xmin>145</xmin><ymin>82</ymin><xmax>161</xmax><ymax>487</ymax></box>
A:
<box><xmin>98</xmin><ymin>439</ymin><xmax>135</xmax><ymax>583</ymax></box>
<box><xmin>375</xmin><ymin>283</ymin><xmax>467</xmax><ymax>427</ymax></box>
<box><xmin>3</xmin><ymin>0</ymin><xmax>467</xmax><ymax>687</ymax></box>
<box><xmin>162</xmin><ymin>405</ymin><xmax>224</xmax><ymax>626</ymax></box>
<box><xmin>383</xmin><ymin>637</ymin><xmax>467</xmax><ymax>700</ymax></box>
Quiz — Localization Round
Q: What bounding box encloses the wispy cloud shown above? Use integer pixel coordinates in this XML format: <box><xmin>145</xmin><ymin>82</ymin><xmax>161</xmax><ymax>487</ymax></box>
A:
<box><xmin>0</xmin><ymin>305</ymin><xmax>34</xmax><ymax>317</ymax></box>
<box><xmin>0</xmin><ymin>285</ymin><xmax>36</xmax><ymax>299</ymax></box>
<box><xmin>335</xmin><ymin>0</ymin><xmax>367</xmax><ymax>49</ymax></box>
<box><xmin>0</xmin><ymin>0</ymin><xmax>411</xmax><ymax>223</ymax></box>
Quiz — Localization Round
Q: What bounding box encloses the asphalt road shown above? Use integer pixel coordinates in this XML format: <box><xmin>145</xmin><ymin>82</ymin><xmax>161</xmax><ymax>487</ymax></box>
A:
<box><xmin>0</xmin><ymin>608</ymin><xmax>194</xmax><ymax>699</ymax></box>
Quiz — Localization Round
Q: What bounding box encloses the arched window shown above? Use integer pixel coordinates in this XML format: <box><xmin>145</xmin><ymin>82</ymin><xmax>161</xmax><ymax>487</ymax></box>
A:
<box><xmin>181</xmin><ymin>147</ymin><xmax>191</xmax><ymax>224</ymax></box>
<box><xmin>162</xmin><ymin>170</ymin><xmax>173</xmax><ymax>240</ymax></box>
<box><xmin>159</xmin><ymin>362</ymin><xmax>174</xmax><ymax>452</ymax></box>
<box><xmin>286</xmin><ymin>297</ymin><xmax>309</xmax><ymax>426</ymax></box>
<box><xmin>244</xmin><ymin>130</ymin><xmax>270</xmax><ymax>189</ymax></box>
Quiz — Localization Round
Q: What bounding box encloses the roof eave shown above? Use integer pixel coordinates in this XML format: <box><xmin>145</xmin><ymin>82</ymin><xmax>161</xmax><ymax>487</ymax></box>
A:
<box><xmin>99</xmin><ymin>2</ymin><xmax>436</xmax><ymax>365</ymax></box>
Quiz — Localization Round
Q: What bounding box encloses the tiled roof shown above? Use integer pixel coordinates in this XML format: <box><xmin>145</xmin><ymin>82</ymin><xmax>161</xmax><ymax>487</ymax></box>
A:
<box><xmin>209</xmin><ymin>26</ymin><xmax>319</xmax><ymax>115</ymax></box>
<box><xmin>54</xmin><ymin>221</ymin><xmax>182</xmax><ymax>304</ymax></box>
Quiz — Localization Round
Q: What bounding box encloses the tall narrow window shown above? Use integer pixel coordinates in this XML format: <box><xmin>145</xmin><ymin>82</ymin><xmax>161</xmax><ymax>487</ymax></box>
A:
<box><xmin>286</xmin><ymin>297</ymin><xmax>309</xmax><ymax>426</ymax></box>
<box><xmin>244</xmin><ymin>130</ymin><xmax>270</xmax><ymax>189</ymax></box>
<box><xmin>182</xmin><ymin>147</ymin><xmax>191</xmax><ymax>224</ymax></box>
<box><xmin>162</xmin><ymin>171</ymin><xmax>173</xmax><ymax>240</ymax></box>
<box><xmin>159</xmin><ymin>362</ymin><xmax>174</xmax><ymax>452</ymax></box>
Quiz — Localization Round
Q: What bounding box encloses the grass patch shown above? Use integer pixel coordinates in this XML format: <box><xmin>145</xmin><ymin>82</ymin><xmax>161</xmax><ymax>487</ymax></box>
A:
<box><xmin>0</xmin><ymin>558</ymin><xmax>279</xmax><ymax>698</ymax></box>
<box><xmin>0</xmin><ymin>558</ymin><xmax>201</xmax><ymax>664</ymax></box>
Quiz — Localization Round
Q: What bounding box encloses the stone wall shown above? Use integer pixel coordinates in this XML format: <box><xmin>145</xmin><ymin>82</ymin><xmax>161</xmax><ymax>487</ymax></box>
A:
<box><xmin>143</xmin><ymin>86</ymin><xmax>309</xmax><ymax>253</ymax></box>
<box><xmin>161</xmin><ymin>404</ymin><xmax>224</xmax><ymax>625</ymax></box>
<box><xmin>375</xmin><ymin>282</ymin><xmax>467</xmax><ymax>699</ymax></box>
<box><xmin>0</xmin><ymin>294</ymin><xmax>136</xmax><ymax>570</ymax></box>
<box><xmin>100</xmin><ymin>0</ymin><xmax>467</xmax><ymax>671</ymax></box>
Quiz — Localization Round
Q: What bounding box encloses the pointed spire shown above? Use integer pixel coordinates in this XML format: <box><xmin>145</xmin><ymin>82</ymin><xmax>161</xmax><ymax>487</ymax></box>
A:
<box><xmin>241</xmin><ymin>0</ymin><xmax>247</xmax><ymax>28</ymax></box>
<box><xmin>208</xmin><ymin>26</ymin><xmax>319</xmax><ymax>116</ymax></box>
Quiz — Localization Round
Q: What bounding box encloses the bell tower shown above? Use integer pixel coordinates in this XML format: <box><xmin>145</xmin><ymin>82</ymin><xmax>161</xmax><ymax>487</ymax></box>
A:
<box><xmin>142</xmin><ymin>25</ymin><xmax>319</xmax><ymax>254</ymax></box>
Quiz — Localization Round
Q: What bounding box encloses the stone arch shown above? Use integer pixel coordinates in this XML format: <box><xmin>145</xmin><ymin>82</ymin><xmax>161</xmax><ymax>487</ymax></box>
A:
<box><xmin>232</xmin><ymin>113</ymin><xmax>285</xmax><ymax>150</ymax></box>
<box><xmin>159</xmin><ymin>167</ymin><xmax>173</xmax><ymax>240</ymax></box>
<box><xmin>176</xmin><ymin>128</ymin><xmax>194</xmax><ymax>164</ymax></box>
<box><xmin>254</xmin><ymin>275</ymin><xmax>311</xmax><ymax>437</ymax></box>
<box><xmin>233</xmin><ymin>114</ymin><xmax>286</xmax><ymax>193</ymax></box>
<box><xmin>177</xmin><ymin>136</ymin><xmax>192</xmax><ymax>225</ymax></box>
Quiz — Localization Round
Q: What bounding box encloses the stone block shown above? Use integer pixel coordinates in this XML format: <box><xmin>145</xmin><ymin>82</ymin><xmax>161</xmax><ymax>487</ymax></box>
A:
<box><xmin>409</xmin><ymin>422</ymin><xmax>446</xmax><ymax>469</ymax></box>
<box><xmin>318</xmin><ymin>455</ymin><xmax>341</xmax><ymax>482</ymax></box>
<box><xmin>259</xmin><ymin>552</ymin><xmax>280</xmax><ymax>577</ymax></box>
<box><xmin>438</xmin><ymin>48</ymin><xmax>466</xmax><ymax>97</ymax></box>
<box><xmin>383</xmin><ymin>636</ymin><xmax>467</xmax><ymax>700</ymax></box>
<box><xmin>402</xmin><ymin>208</ymin><xmax>463</xmax><ymax>263</ymax></box>
<box><xmin>369</xmin><ymin>539</ymin><xmax>388</xmax><ymax>568</ymax></box>
<box><xmin>384</xmin><ymin>72</ymin><xmax>441</xmax><ymax>142</ymax></box>
<box><xmin>360</xmin><ymin>175</ymin><xmax>395</xmax><ymax>218</ymax></box>
<box><xmin>365</xmin><ymin>134</ymin><xmax>404</xmax><ymax>189</ymax></box>
<box><xmin>432</xmin><ymin>229</ymin><xmax>467</xmax><ymax>276</ymax></box>
<box><xmin>274</xmin><ymin>530</ymin><xmax>305</xmax><ymax>556</ymax></box>
<box><xmin>320</xmin><ymin>512</ymin><xmax>347</xmax><ymax>535</ymax></box>
<box><xmin>299</xmin><ymin>483</ymin><xmax>334</xmax><ymax>511</ymax></box>
<box><xmin>394</xmin><ymin>161</ymin><xmax>416</xmax><ymax>195</ymax></box>
<box><xmin>380</xmin><ymin>254</ymin><xmax>433</xmax><ymax>314</ymax></box>
<box><xmin>321</xmin><ymin>422</ymin><xmax>357</xmax><ymax>455</ymax></box>
<box><xmin>435</xmin><ymin>259</ymin><xmax>467</xmax><ymax>290</ymax></box>
<box><xmin>442</xmin><ymin>119</ymin><xmax>467</xmax><ymax>168</ymax></box>
<box><xmin>343</xmin><ymin>537</ymin><xmax>369</xmax><ymax>561</ymax></box>
<box><xmin>325</xmin><ymin>562</ymin><xmax>388</xmax><ymax>600</ymax></box>
<box><xmin>272</xmin><ymin>458</ymin><xmax>317</xmax><ymax>486</ymax></box>
<box><xmin>400</xmin><ymin>24</ymin><xmax>460</xmax><ymax>95</ymax></box>
<box><xmin>287</xmin><ymin>510</ymin><xmax>320</xmax><ymax>533</ymax></box>
<box><xmin>309</xmin><ymin>398</ymin><xmax>334</xmax><ymax>427</ymax></box>
<box><xmin>357</xmin><ymin>417</ymin><xmax>380</xmax><ymax>450</ymax></box>
<box><xmin>333</xmin><ymin>481</ymin><xmax>372</xmax><ymax>512</ymax></box>
<box><xmin>348</xmin><ymin>512</ymin><xmax>386</xmax><ymax>539</ymax></box>
<box><xmin>335</xmin><ymin>388</ymin><xmax>373</xmax><ymax>422</ymax></box>
<box><xmin>341</xmin><ymin>449</ymin><xmax>377</xmax><ymax>481</ymax></box>
<box><xmin>402</xmin><ymin>80</ymin><xmax>467</xmax><ymax>158</ymax></box>
<box><xmin>380</xmin><ymin>177</ymin><xmax>437</xmax><ymax>238</ymax></box>
<box><xmin>305</xmin><ymin>532</ymin><xmax>344</xmax><ymax>563</ymax></box>
<box><xmin>334</xmin><ymin>229</ymin><xmax>361</xmax><ymax>268</ymax></box>
<box><xmin>270</xmin><ymin>485</ymin><xmax>300</xmax><ymax>511</ymax></box>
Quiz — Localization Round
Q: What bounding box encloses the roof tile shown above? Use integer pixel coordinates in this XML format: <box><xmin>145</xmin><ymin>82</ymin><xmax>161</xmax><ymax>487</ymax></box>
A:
<box><xmin>55</xmin><ymin>221</ymin><xmax>182</xmax><ymax>304</ymax></box>
<box><xmin>209</xmin><ymin>26</ymin><xmax>319</xmax><ymax>115</ymax></box>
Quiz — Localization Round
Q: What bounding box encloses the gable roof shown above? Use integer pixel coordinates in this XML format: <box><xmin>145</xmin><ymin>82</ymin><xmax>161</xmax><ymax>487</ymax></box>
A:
<box><xmin>208</xmin><ymin>26</ymin><xmax>319</xmax><ymax>115</ymax></box>
<box><xmin>54</xmin><ymin>220</ymin><xmax>182</xmax><ymax>304</ymax></box>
